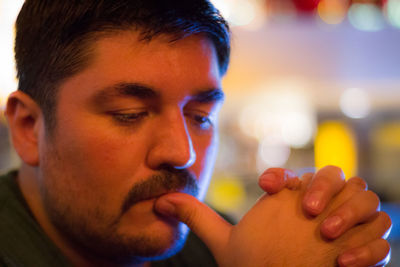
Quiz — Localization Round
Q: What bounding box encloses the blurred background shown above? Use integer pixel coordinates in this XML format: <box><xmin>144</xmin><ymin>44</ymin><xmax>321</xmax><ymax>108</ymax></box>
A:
<box><xmin>0</xmin><ymin>0</ymin><xmax>399</xmax><ymax>265</ymax></box>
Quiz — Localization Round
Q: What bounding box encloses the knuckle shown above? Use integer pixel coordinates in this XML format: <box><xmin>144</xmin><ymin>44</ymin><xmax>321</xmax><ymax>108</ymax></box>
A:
<box><xmin>181</xmin><ymin>203</ymin><xmax>201</xmax><ymax>229</ymax></box>
<box><xmin>360</xmin><ymin>244</ymin><xmax>374</xmax><ymax>264</ymax></box>
<box><xmin>180</xmin><ymin>202</ymin><xmax>201</xmax><ymax>228</ymax></box>
<box><xmin>365</xmin><ymin>190</ymin><xmax>381</xmax><ymax>210</ymax></box>
<box><xmin>347</xmin><ymin>176</ymin><xmax>368</xmax><ymax>190</ymax></box>
<box><xmin>378</xmin><ymin>211</ymin><xmax>393</xmax><ymax>231</ymax></box>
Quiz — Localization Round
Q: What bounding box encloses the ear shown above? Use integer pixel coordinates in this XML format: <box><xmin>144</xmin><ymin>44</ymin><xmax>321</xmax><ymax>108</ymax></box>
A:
<box><xmin>5</xmin><ymin>91</ymin><xmax>43</xmax><ymax>166</ymax></box>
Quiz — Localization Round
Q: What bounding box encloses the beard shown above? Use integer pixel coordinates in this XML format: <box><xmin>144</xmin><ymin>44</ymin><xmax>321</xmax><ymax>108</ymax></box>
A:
<box><xmin>41</xmin><ymin>165</ymin><xmax>199</xmax><ymax>265</ymax></box>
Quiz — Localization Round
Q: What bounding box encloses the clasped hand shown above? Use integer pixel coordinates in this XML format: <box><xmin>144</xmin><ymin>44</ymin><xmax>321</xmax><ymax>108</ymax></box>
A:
<box><xmin>155</xmin><ymin>166</ymin><xmax>392</xmax><ymax>267</ymax></box>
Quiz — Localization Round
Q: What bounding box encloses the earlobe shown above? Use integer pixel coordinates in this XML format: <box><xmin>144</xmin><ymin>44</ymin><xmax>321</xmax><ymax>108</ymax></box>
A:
<box><xmin>5</xmin><ymin>91</ymin><xmax>43</xmax><ymax>166</ymax></box>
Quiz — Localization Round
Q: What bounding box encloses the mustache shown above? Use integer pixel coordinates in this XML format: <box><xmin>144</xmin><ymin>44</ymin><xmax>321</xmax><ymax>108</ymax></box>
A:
<box><xmin>120</xmin><ymin>165</ymin><xmax>198</xmax><ymax>215</ymax></box>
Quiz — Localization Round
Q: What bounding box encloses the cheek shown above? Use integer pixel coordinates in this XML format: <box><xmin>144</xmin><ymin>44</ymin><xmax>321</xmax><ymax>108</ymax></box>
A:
<box><xmin>53</xmin><ymin>120</ymin><xmax>148</xmax><ymax>192</ymax></box>
<box><xmin>192</xmin><ymin>133</ymin><xmax>219</xmax><ymax>200</ymax></box>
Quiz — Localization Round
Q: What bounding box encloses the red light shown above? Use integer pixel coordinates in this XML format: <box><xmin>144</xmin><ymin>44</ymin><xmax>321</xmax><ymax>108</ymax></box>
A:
<box><xmin>293</xmin><ymin>0</ymin><xmax>321</xmax><ymax>12</ymax></box>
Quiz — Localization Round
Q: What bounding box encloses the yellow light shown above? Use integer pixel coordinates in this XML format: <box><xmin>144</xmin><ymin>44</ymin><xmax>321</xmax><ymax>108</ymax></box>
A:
<box><xmin>318</xmin><ymin>0</ymin><xmax>348</xmax><ymax>25</ymax></box>
<box><xmin>314</xmin><ymin>121</ymin><xmax>358</xmax><ymax>179</ymax></box>
<box><xmin>371</xmin><ymin>122</ymin><xmax>400</xmax><ymax>148</ymax></box>
<box><xmin>206</xmin><ymin>174</ymin><xmax>246</xmax><ymax>212</ymax></box>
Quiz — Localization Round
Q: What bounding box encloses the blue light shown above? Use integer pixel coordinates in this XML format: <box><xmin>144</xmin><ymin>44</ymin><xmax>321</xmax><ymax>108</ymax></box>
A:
<box><xmin>348</xmin><ymin>3</ymin><xmax>386</xmax><ymax>32</ymax></box>
<box><xmin>381</xmin><ymin>203</ymin><xmax>400</xmax><ymax>240</ymax></box>
<box><xmin>387</xmin><ymin>0</ymin><xmax>400</xmax><ymax>29</ymax></box>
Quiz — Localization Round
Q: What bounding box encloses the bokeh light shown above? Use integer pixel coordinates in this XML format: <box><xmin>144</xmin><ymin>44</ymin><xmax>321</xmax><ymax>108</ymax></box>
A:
<box><xmin>238</xmin><ymin>81</ymin><xmax>316</xmax><ymax>149</ymax></box>
<box><xmin>264</xmin><ymin>0</ymin><xmax>298</xmax><ymax>23</ymax></box>
<box><xmin>293</xmin><ymin>0</ymin><xmax>321</xmax><ymax>13</ymax></box>
<box><xmin>315</xmin><ymin>121</ymin><xmax>358</xmax><ymax>179</ymax></box>
<box><xmin>206</xmin><ymin>174</ymin><xmax>246</xmax><ymax>213</ymax></box>
<box><xmin>281</xmin><ymin>112</ymin><xmax>315</xmax><ymax>148</ymax></box>
<box><xmin>370</xmin><ymin>122</ymin><xmax>400</xmax><ymax>200</ymax></box>
<box><xmin>386</xmin><ymin>0</ymin><xmax>400</xmax><ymax>29</ymax></box>
<box><xmin>348</xmin><ymin>3</ymin><xmax>386</xmax><ymax>31</ymax></box>
<box><xmin>210</xmin><ymin>0</ymin><xmax>231</xmax><ymax>20</ymax></box>
<box><xmin>317</xmin><ymin>0</ymin><xmax>348</xmax><ymax>25</ymax></box>
<box><xmin>211</xmin><ymin>0</ymin><xmax>266</xmax><ymax>29</ymax></box>
<box><xmin>229</xmin><ymin>0</ymin><xmax>256</xmax><ymax>26</ymax></box>
<box><xmin>340</xmin><ymin>88</ymin><xmax>371</xmax><ymax>119</ymax></box>
<box><xmin>257</xmin><ymin>138</ymin><xmax>291</xmax><ymax>169</ymax></box>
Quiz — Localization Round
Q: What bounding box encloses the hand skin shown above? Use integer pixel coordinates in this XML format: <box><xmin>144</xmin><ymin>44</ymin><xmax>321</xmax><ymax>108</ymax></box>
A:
<box><xmin>258</xmin><ymin>165</ymin><xmax>392</xmax><ymax>266</ymax></box>
<box><xmin>154</xmin><ymin>166</ymin><xmax>392</xmax><ymax>267</ymax></box>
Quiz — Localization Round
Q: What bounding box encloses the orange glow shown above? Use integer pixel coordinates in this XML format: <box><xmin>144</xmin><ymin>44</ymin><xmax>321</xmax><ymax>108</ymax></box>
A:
<box><xmin>318</xmin><ymin>0</ymin><xmax>348</xmax><ymax>24</ymax></box>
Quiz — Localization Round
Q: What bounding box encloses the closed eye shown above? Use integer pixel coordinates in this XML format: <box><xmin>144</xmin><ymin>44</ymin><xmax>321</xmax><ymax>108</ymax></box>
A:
<box><xmin>110</xmin><ymin>111</ymin><xmax>149</xmax><ymax>125</ymax></box>
<box><xmin>185</xmin><ymin>112</ymin><xmax>214</xmax><ymax>130</ymax></box>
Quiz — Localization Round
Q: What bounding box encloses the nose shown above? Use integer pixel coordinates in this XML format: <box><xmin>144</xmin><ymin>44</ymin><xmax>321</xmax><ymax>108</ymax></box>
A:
<box><xmin>146</xmin><ymin>109</ymin><xmax>196</xmax><ymax>170</ymax></box>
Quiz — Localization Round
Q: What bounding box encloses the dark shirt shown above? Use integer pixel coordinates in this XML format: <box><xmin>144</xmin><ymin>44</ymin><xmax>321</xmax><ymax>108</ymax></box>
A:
<box><xmin>0</xmin><ymin>171</ymin><xmax>217</xmax><ymax>266</ymax></box>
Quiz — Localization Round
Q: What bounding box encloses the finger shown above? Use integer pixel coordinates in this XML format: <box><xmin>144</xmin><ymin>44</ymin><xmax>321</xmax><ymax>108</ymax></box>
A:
<box><xmin>258</xmin><ymin>168</ymin><xmax>300</xmax><ymax>194</ymax></box>
<box><xmin>154</xmin><ymin>192</ymin><xmax>232</xmax><ymax>259</ymax></box>
<box><xmin>346</xmin><ymin>176</ymin><xmax>368</xmax><ymax>191</ymax></box>
<box><xmin>333</xmin><ymin>177</ymin><xmax>368</xmax><ymax>207</ymax></box>
<box><xmin>321</xmin><ymin>190</ymin><xmax>380</xmax><ymax>239</ymax></box>
<box><xmin>338</xmin><ymin>238</ymin><xmax>391</xmax><ymax>267</ymax></box>
<box><xmin>322</xmin><ymin>176</ymin><xmax>370</xmax><ymax>213</ymax></box>
<box><xmin>365</xmin><ymin>211</ymin><xmax>392</xmax><ymax>242</ymax></box>
<box><xmin>344</xmin><ymin>211</ymin><xmax>392</xmax><ymax>248</ymax></box>
<box><xmin>303</xmin><ymin>165</ymin><xmax>346</xmax><ymax>216</ymax></box>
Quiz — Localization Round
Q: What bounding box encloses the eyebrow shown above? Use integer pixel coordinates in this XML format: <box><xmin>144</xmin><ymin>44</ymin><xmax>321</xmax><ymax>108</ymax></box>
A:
<box><xmin>93</xmin><ymin>83</ymin><xmax>159</xmax><ymax>104</ymax></box>
<box><xmin>92</xmin><ymin>82</ymin><xmax>224</xmax><ymax>104</ymax></box>
<box><xmin>192</xmin><ymin>88</ymin><xmax>225</xmax><ymax>103</ymax></box>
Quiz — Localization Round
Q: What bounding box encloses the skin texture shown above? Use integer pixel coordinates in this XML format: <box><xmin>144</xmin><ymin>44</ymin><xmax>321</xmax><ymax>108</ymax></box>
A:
<box><xmin>7</xmin><ymin>32</ymin><xmax>223</xmax><ymax>266</ymax></box>
<box><xmin>155</xmin><ymin>170</ymin><xmax>392</xmax><ymax>267</ymax></box>
<box><xmin>259</xmin><ymin>166</ymin><xmax>392</xmax><ymax>266</ymax></box>
<box><xmin>5</xmin><ymin>30</ymin><xmax>391</xmax><ymax>266</ymax></box>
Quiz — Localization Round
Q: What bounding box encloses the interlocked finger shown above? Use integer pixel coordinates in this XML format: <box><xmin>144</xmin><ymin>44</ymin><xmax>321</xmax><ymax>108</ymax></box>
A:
<box><xmin>321</xmin><ymin>190</ymin><xmax>381</xmax><ymax>239</ymax></box>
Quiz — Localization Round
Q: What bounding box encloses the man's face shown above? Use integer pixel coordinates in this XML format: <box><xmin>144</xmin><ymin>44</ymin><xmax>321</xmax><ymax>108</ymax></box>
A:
<box><xmin>37</xmin><ymin>31</ymin><xmax>223</xmax><ymax>263</ymax></box>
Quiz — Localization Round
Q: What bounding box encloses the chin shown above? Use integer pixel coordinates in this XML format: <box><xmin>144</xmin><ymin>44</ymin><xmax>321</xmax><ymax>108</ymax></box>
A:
<box><xmin>144</xmin><ymin>227</ymin><xmax>189</xmax><ymax>262</ymax></box>
<box><xmin>143</xmin><ymin>219</ymin><xmax>190</xmax><ymax>256</ymax></box>
<box><xmin>115</xmin><ymin>222</ymin><xmax>190</xmax><ymax>264</ymax></box>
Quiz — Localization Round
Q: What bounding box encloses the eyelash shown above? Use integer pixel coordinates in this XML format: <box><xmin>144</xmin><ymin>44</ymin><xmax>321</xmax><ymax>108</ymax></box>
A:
<box><xmin>111</xmin><ymin>111</ymin><xmax>149</xmax><ymax>124</ymax></box>
<box><xmin>187</xmin><ymin>113</ymin><xmax>213</xmax><ymax>130</ymax></box>
<box><xmin>110</xmin><ymin>111</ymin><xmax>213</xmax><ymax>130</ymax></box>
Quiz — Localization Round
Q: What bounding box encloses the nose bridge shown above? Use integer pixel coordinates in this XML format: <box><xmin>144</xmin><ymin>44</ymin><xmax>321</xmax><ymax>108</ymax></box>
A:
<box><xmin>149</xmin><ymin>108</ymin><xmax>196</xmax><ymax>169</ymax></box>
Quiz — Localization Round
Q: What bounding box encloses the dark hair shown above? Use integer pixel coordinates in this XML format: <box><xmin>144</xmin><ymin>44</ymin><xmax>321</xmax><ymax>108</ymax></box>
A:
<box><xmin>15</xmin><ymin>0</ymin><xmax>230</xmax><ymax>130</ymax></box>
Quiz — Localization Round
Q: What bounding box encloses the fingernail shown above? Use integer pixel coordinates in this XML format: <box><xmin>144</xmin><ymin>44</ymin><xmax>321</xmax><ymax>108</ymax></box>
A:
<box><xmin>339</xmin><ymin>253</ymin><xmax>357</xmax><ymax>266</ymax></box>
<box><xmin>259</xmin><ymin>172</ymin><xmax>278</xmax><ymax>188</ymax></box>
<box><xmin>322</xmin><ymin>215</ymin><xmax>344</xmax><ymax>237</ymax></box>
<box><xmin>155</xmin><ymin>199</ymin><xmax>176</xmax><ymax>217</ymax></box>
<box><xmin>305</xmin><ymin>191</ymin><xmax>323</xmax><ymax>213</ymax></box>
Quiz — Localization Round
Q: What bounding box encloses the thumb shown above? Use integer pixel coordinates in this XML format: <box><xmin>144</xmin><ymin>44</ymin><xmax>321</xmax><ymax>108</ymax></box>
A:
<box><xmin>154</xmin><ymin>192</ymin><xmax>232</xmax><ymax>259</ymax></box>
<box><xmin>258</xmin><ymin>167</ymin><xmax>301</xmax><ymax>194</ymax></box>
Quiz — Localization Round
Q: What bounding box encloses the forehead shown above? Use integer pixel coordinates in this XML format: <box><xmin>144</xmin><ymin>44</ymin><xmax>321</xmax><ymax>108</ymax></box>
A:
<box><xmin>58</xmin><ymin>31</ymin><xmax>222</xmax><ymax>103</ymax></box>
